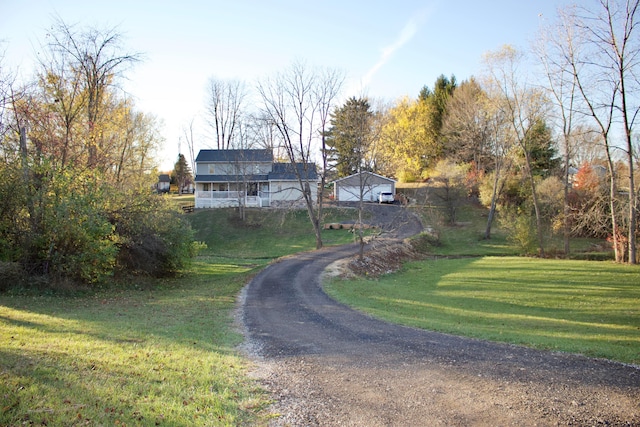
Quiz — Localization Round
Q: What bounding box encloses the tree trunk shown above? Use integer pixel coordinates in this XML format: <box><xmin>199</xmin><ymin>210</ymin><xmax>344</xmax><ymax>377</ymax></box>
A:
<box><xmin>563</xmin><ymin>145</ymin><xmax>571</xmax><ymax>255</ymax></box>
<box><xmin>628</xmin><ymin>170</ymin><xmax>637</xmax><ymax>264</ymax></box>
<box><xmin>484</xmin><ymin>169</ymin><xmax>501</xmax><ymax>240</ymax></box>
<box><xmin>302</xmin><ymin>182</ymin><xmax>323</xmax><ymax>250</ymax></box>
<box><xmin>524</xmin><ymin>151</ymin><xmax>545</xmax><ymax>257</ymax></box>
<box><xmin>624</xmin><ymin>126</ymin><xmax>637</xmax><ymax>264</ymax></box>
<box><xmin>604</xmin><ymin>147</ymin><xmax>622</xmax><ymax>262</ymax></box>
<box><xmin>358</xmin><ymin>199</ymin><xmax>365</xmax><ymax>260</ymax></box>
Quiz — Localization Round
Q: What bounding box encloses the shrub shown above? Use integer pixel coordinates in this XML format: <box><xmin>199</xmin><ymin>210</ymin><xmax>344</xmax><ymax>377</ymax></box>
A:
<box><xmin>536</xmin><ymin>176</ymin><xmax>564</xmax><ymax>221</ymax></box>
<box><xmin>0</xmin><ymin>262</ymin><xmax>25</xmax><ymax>292</ymax></box>
<box><xmin>113</xmin><ymin>194</ymin><xmax>199</xmax><ymax>277</ymax></box>
<box><xmin>397</xmin><ymin>169</ymin><xmax>419</xmax><ymax>183</ymax></box>
<box><xmin>0</xmin><ymin>159</ymin><xmax>200</xmax><ymax>289</ymax></box>
<box><xmin>1</xmin><ymin>164</ymin><xmax>118</xmax><ymax>284</ymax></box>
<box><xmin>409</xmin><ymin>230</ymin><xmax>441</xmax><ymax>253</ymax></box>
<box><xmin>44</xmin><ymin>180</ymin><xmax>118</xmax><ymax>283</ymax></box>
<box><xmin>498</xmin><ymin>207</ymin><xmax>537</xmax><ymax>255</ymax></box>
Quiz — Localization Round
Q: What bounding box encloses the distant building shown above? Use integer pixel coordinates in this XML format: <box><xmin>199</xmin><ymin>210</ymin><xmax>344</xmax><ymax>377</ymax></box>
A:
<box><xmin>194</xmin><ymin>149</ymin><xmax>318</xmax><ymax>208</ymax></box>
<box><xmin>156</xmin><ymin>174</ymin><xmax>171</xmax><ymax>193</ymax></box>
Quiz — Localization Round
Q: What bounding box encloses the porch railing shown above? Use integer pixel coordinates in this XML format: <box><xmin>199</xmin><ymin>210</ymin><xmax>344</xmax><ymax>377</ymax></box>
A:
<box><xmin>196</xmin><ymin>191</ymin><xmax>269</xmax><ymax>207</ymax></box>
<box><xmin>196</xmin><ymin>190</ymin><xmax>242</xmax><ymax>199</ymax></box>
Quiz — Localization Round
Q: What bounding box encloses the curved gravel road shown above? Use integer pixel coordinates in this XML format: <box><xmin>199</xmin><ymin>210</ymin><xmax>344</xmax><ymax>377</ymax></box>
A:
<box><xmin>241</xmin><ymin>205</ymin><xmax>640</xmax><ymax>426</ymax></box>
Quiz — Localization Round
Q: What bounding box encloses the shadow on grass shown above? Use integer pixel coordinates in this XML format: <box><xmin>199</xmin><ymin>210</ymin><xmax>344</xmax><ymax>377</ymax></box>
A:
<box><xmin>327</xmin><ymin>256</ymin><xmax>640</xmax><ymax>364</ymax></box>
<box><xmin>0</xmin><ymin>260</ymin><xmax>268</xmax><ymax>425</ymax></box>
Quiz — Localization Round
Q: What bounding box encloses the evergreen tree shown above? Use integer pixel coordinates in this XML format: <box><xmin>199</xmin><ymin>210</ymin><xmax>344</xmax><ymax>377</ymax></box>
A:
<box><xmin>172</xmin><ymin>153</ymin><xmax>193</xmax><ymax>194</ymax></box>
<box><xmin>419</xmin><ymin>74</ymin><xmax>457</xmax><ymax>140</ymax></box>
<box><xmin>325</xmin><ymin>97</ymin><xmax>374</xmax><ymax>177</ymax></box>
<box><xmin>523</xmin><ymin>119</ymin><xmax>560</xmax><ymax>178</ymax></box>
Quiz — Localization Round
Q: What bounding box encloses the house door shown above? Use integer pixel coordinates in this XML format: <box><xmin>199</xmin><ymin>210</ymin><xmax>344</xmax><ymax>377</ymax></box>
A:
<box><xmin>247</xmin><ymin>183</ymin><xmax>258</xmax><ymax>196</ymax></box>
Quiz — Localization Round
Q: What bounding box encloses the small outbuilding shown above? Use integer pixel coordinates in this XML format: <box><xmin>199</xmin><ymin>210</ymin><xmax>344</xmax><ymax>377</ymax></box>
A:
<box><xmin>156</xmin><ymin>174</ymin><xmax>171</xmax><ymax>193</ymax></box>
<box><xmin>333</xmin><ymin>171</ymin><xmax>396</xmax><ymax>202</ymax></box>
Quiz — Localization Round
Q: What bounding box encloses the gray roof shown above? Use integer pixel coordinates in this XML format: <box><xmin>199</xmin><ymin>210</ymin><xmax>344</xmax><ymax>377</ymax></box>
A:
<box><xmin>194</xmin><ymin>174</ymin><xmax>269</xmax><ymax>182</ymax></box>
<box><xmin>269</xmin><ymin>163</ymin><xmax>318</xmax><ymax>180</ymax></box>
<box><xmin>195</xmin><ymin>161</ymin><xmax>318</xmax><ymax>183</ymax></box>
<box><xmin>333</xmin><ymin>171</ymin><xmax>395</xmax><ymax>185</ymax></box>
<box><xmin>195</xmin><ymin>149</ymin><xmax>273</xmax><ymax>163</ymax></box>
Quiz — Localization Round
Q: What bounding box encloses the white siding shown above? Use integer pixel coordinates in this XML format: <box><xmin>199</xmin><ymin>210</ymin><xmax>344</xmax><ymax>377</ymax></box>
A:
<box><xmin>337</xmin><ymin>184</ymin><xmax>392</xmax><ymax>202</ymax></box>
<box><xmin>269</xmin><ymin>180</ymin><xmax>305</xmax><ymax>202</ymax></box>
<box><xmin>333</xmin><ymin>172</ymin><xmax>396</xmax><ymax>202</ymax></box>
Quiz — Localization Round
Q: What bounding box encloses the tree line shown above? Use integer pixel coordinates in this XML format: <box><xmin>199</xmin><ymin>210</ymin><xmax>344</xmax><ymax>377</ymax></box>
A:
<box><xmin>2</xmin><ymin>0</ymin><xmax>637</xmax><ymax>290</ymax></box>
<box><xmin>0</xmin><ymin>19</ymin><xmax>198</xmax><ymax>288</ymax></box>
<box><xmin>191</xmin><ymin>1</ymin><xmax>639</xmax><ymax>263</ymax></box>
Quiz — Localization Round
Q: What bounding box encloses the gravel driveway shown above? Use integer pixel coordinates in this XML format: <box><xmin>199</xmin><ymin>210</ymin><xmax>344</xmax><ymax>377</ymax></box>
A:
<box><xmin>240</xmin><ymin>204</ymin><xmax>640</xmax><ymax>426</ymax></box>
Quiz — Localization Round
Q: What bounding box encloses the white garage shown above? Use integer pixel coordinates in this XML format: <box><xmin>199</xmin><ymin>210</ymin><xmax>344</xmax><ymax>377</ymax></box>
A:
<box><xmin>333</xmin><ymin>172</ymin><xmax>396</xmax><ymax>202</ymax></box>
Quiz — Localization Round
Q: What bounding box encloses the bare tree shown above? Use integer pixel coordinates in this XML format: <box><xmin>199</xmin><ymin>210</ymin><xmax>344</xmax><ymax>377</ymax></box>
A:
<box><xmin>0</xmin><ymin>48</ymin><xmax>31</xmax><ymax>164</ymax></box>
<box><xmin>441</xmin><ymin>78</ymin><xmax>512</xmax><ymax>239</ymax></box>
<box><xmin>484</xmin><ymin>96</ymin><xmax>512</xmax><ymax>240</ymax></box>
<box><xmin>314</xmin><ymin>67</ymin><xmax>345</xmax><ymax>232</ymax></box>
<box><xmin>45</xmin><ymin>18</ymin><xmax>141</xmax><ymax>169</ymax></box>
<box><xmin>36</xmin><ymin>38</ymin><xmax>86</xmax><ymax>169</ymax></box>
<box><xmin>572</xmin><ymin>125</ymin><xmax>608</xmax><ymax>166</ymax></box>
<box><xmin>113</xmin><ymin>106</ymin><xmax>161</xmax><ymax>184</ymax></box>
<box><xmin>0</xmin><ymin>57</ymin><xmax>9</xmax><ymax>148</ymax></box>
<box><xmin>571</xmin><ymin>44</ymin><xmax>621</xmax><ymax>260</ymax></box>
<box><xmin>534</xmin><ymin>7</ymin><xmax>582</xmax><ymax>255</ymax></box>
<box><xmin>483</xmin><ymin>45</ymin><xmax>550</xmax><ymax>257</ymax></box>
<box><xmin>574</xmin><ymin>0</ymin><xmax>639</xmax><ymax>263</ymax></box>
<box><xmin>205</xmin><ymin>78</ymin><xmax>247</xmax><ymax>149</ymax></box>
<box><xmin>442</xmin><ymin>78</ymin><xmax>493</xmax><ymax>172</ymax></box>
<box><xmin>182</xmin><ymin>117</ymin><xmax>197</xmax><ymax>174</ymax></box>
<box><xmin>247</xmin><ymin>112</ymin><xmax>279</xmax><ymax>152</ymax></box>
<box><xmin>257</xmin><ymin>61</ymin><xmax>341</xmax><ymax>249</ymax></box>
<box><xmin>554</xmin><ymin>1</ymin><xmax>640</xmax><ymax>263</ymax></box>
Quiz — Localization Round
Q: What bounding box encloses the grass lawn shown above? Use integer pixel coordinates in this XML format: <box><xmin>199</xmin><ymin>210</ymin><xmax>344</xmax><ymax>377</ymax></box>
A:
<box><xmin>189</xmin><ymin>207</ymin><xmax>363</xmax><ymax>259</ymax></box>
<box><xmin>2</xmin><ymin>201</ymin><xmax>637</xmax><ymax>425</ymax></box>
<box><xmin>0</xmin><ymin>206</ymin><xmax>361</xmax><ymax>426</ymax></box>
<box><xmin>0</xmin><ymin>261</ymin><xmax>268</xmax><ymax>426</ymax></box>
<box><xmin>325</xmin><ymin>256</ymin><xmax>640</xmax><ymax>365</ymax></box>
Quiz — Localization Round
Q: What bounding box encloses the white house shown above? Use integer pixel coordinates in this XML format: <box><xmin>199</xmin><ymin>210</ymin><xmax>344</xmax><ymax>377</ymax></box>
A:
<box><xmin>194</xmin><ymin>149</ymin><xmax>318</xmax><ymax>208</ymax></box>
<box><xmin>333</xmin><ymin>171</ymin><xmax>396</xmax><ymax>202</ymax></box>
<box><xmin>156</xmin><ymin>174</ymin><xmax>171</xmax><ymax>193</ymax></box>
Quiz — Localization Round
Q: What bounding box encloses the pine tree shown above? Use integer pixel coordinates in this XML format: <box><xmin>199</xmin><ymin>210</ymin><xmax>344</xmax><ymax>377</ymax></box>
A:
<box><xmin>325</xmin><ymin>97</ymin><xmax>374</xmax><ymax>177</ymax></box>
<box><xmin>172</xmin><ymin>154</ymin><xmax>193</xmax><ymax>194</ymax></box>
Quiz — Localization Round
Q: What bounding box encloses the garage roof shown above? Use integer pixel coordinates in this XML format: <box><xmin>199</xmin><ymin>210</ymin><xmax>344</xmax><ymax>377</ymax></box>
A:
<box><xmin>333</xmin><ymin>171</ymin><xmax>396</xmax><ymax>186</ymax></box>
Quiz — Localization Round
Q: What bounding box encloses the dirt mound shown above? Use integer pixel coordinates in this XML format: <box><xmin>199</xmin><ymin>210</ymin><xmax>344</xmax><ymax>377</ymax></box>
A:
<box><xmin>345</xmin><ymin>239</ymin><xmax>424</xmax><ymax>277</ymax></box>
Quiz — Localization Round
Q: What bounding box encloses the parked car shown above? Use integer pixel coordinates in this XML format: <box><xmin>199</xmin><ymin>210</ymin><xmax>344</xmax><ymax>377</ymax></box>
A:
<box><xmin>378</xmin><ymin>191</ymin><xmax>394</xmax><ymax>204</ymax></box>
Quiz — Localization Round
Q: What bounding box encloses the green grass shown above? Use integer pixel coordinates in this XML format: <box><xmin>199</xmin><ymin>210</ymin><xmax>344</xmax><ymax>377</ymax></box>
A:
<box><xmin>0</xmin><ymin>207</ymin><xmax>362</xmax><ymax>426</ymax></box>
<box><xmin>2</xmin><ymin>202</ymin><xmax>636</xmax><ymax>425</ymax></box>
<box><xmin>408</xmin><ymin>202</ymin><xmax>611</xmax><ymax>259</ymax></box>
<box><xmin>166</xmin><ymin>193</ymin><xmax>195</xmax><ymax>210</ymax></box>
<box><xmin>189</xmin><ymin>207</ymin><xmax>363</xmax><ymax>259</ymax></box>
<box><xmin>0</xmin><ymin>259</ymin><xmax>270</xmax><ymax>426</ymax></box>
<box><xmin>325</xmin><ymin>256</ymin><xmax>640</xmax><ymax>364</ymax></box>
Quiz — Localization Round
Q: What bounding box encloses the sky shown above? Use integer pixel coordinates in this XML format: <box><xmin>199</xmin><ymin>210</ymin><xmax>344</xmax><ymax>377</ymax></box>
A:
<box><xmin>1</xmin><ymin>0</ymin><xmax>581</xmax><ymax>170</ymax></box>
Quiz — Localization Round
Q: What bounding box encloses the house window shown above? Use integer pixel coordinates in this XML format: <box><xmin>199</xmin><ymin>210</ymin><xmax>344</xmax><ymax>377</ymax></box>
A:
<box><xmin>203</xmin><ymin>183</ymin><xmax>210</xmax><ymax>191</ymax></box>
<box><xmin>208</xmin><ymin>164</ymin><xmax>215</xmax><ymax>174</ymax></box>
<box><xmin>247</xmin><ymin>183</ymin><xmax>258</xmax><ymax>196</ymax></box>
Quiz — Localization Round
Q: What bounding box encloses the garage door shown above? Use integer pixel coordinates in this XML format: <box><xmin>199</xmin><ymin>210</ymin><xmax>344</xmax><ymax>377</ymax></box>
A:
<box><xmin>338</xmin><ymin>186</ymin><xmax>361</xmax><ymax>202</ymax></box>
<box><xmin>338</xmin><ymin>184</ymin><xmax>392</xmax><ymax>202</ymax></box>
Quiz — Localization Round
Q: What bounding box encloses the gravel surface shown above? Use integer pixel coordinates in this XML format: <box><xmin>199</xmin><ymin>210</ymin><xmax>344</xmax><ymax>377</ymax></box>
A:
<box><xmin>240</xmin><ymin>204</ymin><xmax>640</xmax><ymax>426</ymax></box>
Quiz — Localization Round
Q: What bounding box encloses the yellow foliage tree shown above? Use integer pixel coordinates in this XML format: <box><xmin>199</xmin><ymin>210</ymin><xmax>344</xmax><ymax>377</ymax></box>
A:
<box><xmin>379</xmin><ymin>97</ymin><xmax>439</xmax><ymax>182</ymax></box>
